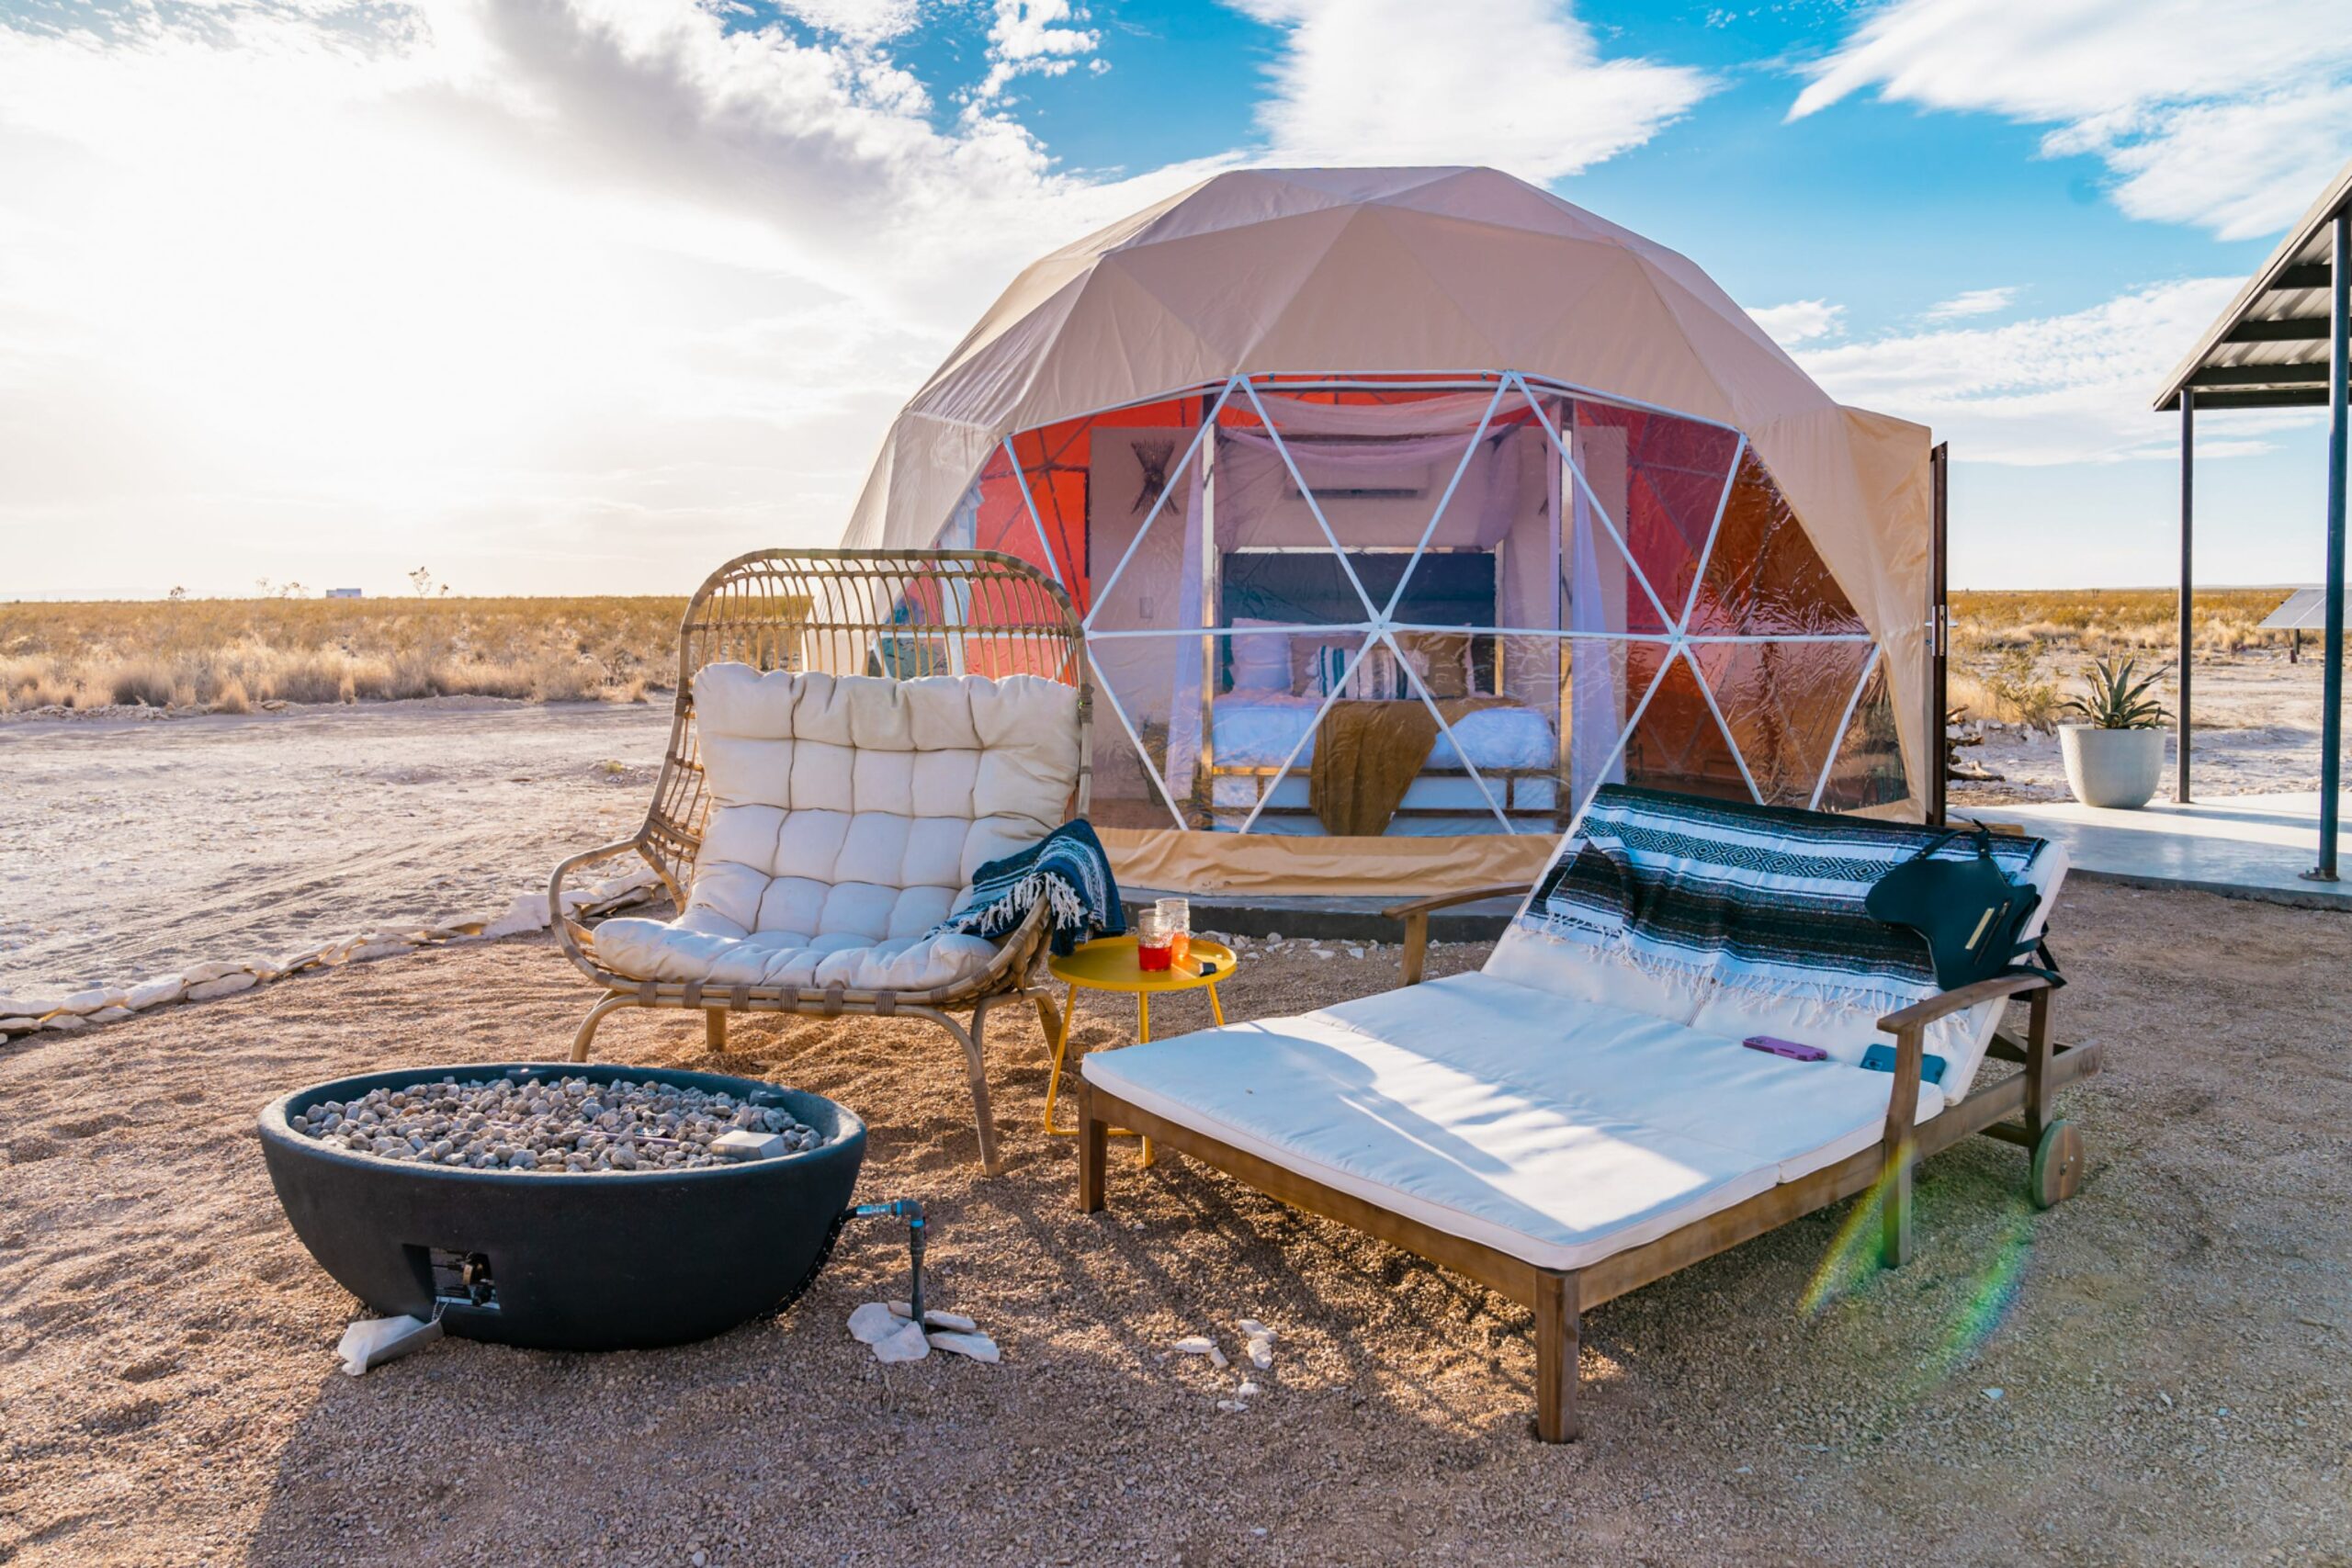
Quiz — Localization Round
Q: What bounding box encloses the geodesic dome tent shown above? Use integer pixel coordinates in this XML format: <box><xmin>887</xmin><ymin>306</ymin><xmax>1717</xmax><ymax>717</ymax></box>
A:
<box><xmin>843</xmin><ymin>166</ymin><xmax>1934</xmax><ymax>896</ymax></box>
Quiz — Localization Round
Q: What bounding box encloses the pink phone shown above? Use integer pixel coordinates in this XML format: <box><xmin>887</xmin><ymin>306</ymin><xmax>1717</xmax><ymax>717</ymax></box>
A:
<box><xmin>1743</xmin><ymin>1035</ymin><xmax>1827</xmax><ymax>1062</ymax></box>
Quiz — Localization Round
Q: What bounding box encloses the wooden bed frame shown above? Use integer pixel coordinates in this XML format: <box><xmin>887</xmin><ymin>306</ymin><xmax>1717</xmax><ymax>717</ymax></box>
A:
<box><xmin>1076</xmin><ymin>959</ymin><xmax>2098</xmax><ymax>1441</ymax></box>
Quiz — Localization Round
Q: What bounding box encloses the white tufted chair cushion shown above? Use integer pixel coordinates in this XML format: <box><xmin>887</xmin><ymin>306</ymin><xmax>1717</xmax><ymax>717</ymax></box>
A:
<box><xmin>587</xmin><ymin>665</ymin><xmax>1081</xmax><ymax>993</ymax></box>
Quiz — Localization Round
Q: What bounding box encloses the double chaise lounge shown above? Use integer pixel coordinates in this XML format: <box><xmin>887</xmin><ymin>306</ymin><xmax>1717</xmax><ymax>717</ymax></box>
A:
<box><xmin>1079</xmin><ymin>785</ymin><xmax>2098</xmax><ymax>1439</ymax></box>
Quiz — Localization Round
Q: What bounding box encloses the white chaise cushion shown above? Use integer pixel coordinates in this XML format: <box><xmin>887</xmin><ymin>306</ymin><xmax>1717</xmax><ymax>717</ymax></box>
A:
<box><xmin>586</xmin><ymin>664</ymin><xmax>1080</xmax><ymax>992</ymax></box>
<box><xmin>586</xmin><ymin>919</ymin><xmax>1001</xmax><ymax>993</ymax></box>
<box><xmin>1081</xmin><ymin>971</ymin><xmax>1943</xmax><ymax>1273</ymax></box>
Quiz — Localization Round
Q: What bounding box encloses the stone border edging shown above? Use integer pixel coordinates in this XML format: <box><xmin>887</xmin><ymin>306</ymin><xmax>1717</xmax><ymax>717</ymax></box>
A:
<box><xmin>0</xmin><ymin>864</ymin><xmax>664</xmax><ymax>1040</ymax></box>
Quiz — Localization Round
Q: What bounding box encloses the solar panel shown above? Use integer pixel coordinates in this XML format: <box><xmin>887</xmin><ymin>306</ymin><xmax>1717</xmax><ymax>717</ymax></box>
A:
<box><xmin>2258</xmin><ymin>588</ymin><xmax>2350</xmax><ymax>630</ymax></box>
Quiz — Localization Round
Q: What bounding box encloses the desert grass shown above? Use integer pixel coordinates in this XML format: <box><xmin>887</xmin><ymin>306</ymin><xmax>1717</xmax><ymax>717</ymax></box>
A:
<box><xmin>3</xmin><ymin>587</ymin><xmax>2303</xmax><ymax>719</ymax></box>
<box><xmin>1946</xmin><ymin>587</ymin><xmax>2290</xmax><ymax>727</ymax></box>
<box><xmin>0</xmin><ymin>596</ymin><xmax>687</xmax><ymax>714</ymax></box>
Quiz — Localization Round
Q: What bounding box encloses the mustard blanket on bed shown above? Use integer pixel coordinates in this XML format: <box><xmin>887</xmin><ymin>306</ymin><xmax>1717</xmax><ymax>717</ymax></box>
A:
<box><xmin>1308</xmin><ymin>697</ymin><xmax>1512</xmax><ymax>837</ymax></box>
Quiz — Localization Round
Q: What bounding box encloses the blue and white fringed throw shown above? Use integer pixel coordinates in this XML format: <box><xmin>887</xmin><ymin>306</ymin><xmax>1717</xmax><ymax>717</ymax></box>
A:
<box><xmin>933</xmin><ymin>819</ymin><xmax>1125</xmax><ymax>957</ymax></box>
<box><xmin>1519</xmin><ymin>784</ymin><xmax>2051</xmax><ymax>1021</ymax></box>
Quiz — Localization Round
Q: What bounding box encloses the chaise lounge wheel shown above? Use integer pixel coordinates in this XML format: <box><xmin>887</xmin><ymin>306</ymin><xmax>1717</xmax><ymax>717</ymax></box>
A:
<box><xmin>2029</xmin><ymin>1120</ymin><xmax>2082</xmax><ymax>1210</ymax></box>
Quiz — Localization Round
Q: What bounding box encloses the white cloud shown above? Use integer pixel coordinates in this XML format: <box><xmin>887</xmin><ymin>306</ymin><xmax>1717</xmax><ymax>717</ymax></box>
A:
<box><xmin>972</xmin><ymin>0</ymin><xmax>1101</xmax><ymax>107</ymax></box>
<box><xmin>1790</xmin><ymin>277</ymin><xmax>2318</xmax><ymax>468</ymax></box>
<box><xmin>0</xmin><ymin>0</ymin><xmax>1213</xmax><ymax>594</ymax></box>
<box><xmin>1922</xmin><ymin>286</ymin><xmax>2018</xmax><ymax>321</ymax></box>
<box><xmin>1791</xmin><ymin>0</ymin><xmax>2352</xmax><ymax>240</ymax></box>
<box><xmin>0</xmin><ymin>0</ymin><xmax>1715</xmax><ymax>594</ymax></box>
<box><xmin>775</xmin><ymin>0</ymin><xmax>924</xmax><ymax>45</ymax></box>
<box><xmin>1746</xmin><ymin>299</ymin><xmax>1846</xmax><ymax>345</ymax></box>
<box><xmin>1230</xmin><ymin>0</ymin><xmax>1713</xmax><ymax>180</ymax></box>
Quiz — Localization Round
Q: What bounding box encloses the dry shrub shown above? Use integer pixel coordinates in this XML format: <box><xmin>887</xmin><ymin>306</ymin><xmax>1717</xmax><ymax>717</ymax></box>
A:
<box><xmin>1958</xmin><ymin>646</ymin><xmax>2062</xmax><ymax>730</ymax></box>
<box><xmin>210</xmin><ymin>678</ymin><xmax>253</xmax><ymax>715</ymax></box>
<box><xmin>105</xmin><ymin>658</ymin><xmax>178</xmax><ymax>707</ymax></box>
<box><xmin>532</xmin><ymin>655</ymin><xmax>608</xmax><ymax>703</ymax></box>
<box><xmin>1</xmin><ymin>654</ymin><xmax>76</xmax><ymax>711</ymax></box>
<box><xmin>435</xmin><ymin>657</ymin><xmax>535</xmax><ymax>700</ymax></box>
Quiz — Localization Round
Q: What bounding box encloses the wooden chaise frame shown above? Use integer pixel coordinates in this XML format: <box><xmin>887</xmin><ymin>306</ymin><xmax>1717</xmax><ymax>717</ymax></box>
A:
<box><xmin>551</xmin><ymin>548</ymin><xmax>1091</xmax><ymax>1173</ymax></box>
<box><xmin>1078</xmin><ymin>882</ymin><xmax>2099</xmax><ymax>1441</ymax></box>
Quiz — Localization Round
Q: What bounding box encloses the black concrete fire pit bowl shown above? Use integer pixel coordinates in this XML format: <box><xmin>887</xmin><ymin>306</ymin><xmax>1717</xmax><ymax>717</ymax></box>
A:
<box><xmin>258</xmin><ymin>1064</ymin><xmax>865</xmax><ymax>1351</ymax></box>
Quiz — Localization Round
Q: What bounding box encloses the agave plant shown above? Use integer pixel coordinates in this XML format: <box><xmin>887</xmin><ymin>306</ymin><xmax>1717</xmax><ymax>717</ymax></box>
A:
<box><xmin>2059</xmin><ymin>655</ymin><xmax>2170</xmax><ymax>730</ymax></box>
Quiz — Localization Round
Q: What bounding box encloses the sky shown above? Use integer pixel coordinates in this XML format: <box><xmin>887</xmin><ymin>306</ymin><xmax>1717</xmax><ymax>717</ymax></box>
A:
<box><xmin>2</xmin><ymin>0</ymin><xmax>2349</xmax><ymax>599</ymax></box>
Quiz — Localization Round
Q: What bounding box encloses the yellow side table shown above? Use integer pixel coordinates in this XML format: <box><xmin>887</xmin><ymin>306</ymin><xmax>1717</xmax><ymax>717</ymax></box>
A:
<box><xmin>1043</xmin><ymin>933</ymin><xmax>1237</xmax><ymax>1153</ymax></box>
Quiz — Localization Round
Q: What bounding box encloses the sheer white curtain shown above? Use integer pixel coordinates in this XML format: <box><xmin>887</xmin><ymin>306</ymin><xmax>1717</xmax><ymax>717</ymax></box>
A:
<box><xmin>1566</xmin><ymin>415</ymin><xmax>1631</xmax><ymax>802</ymax></box>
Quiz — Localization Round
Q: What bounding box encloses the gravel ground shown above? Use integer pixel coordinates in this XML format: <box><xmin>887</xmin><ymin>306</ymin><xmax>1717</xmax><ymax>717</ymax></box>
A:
<box><xmin>2</xmin><ymin>882</ymin><xmax>2347</xmax><ymax>1566</ymax></box>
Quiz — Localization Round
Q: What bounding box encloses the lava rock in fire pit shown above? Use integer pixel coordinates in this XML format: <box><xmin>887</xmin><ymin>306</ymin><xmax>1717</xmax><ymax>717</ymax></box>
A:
<box><xmin>289</xmin><ymin>1072</ymin><xmax>827</xmax><ymax>1173</ymax></box>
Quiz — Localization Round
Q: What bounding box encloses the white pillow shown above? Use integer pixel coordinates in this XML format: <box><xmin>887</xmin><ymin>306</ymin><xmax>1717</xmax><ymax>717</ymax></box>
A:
<box><xmin>1228</xmin><ymin>618</ymin><xmax>1290</xmax><ymax>693</ymax></box>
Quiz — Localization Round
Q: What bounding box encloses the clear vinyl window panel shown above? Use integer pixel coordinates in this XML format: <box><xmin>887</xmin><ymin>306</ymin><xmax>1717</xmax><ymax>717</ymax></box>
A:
<box><xmin>931</xmin><ymin>372</ymin><xmax>1906</xmax><ymax>836</ymax></box>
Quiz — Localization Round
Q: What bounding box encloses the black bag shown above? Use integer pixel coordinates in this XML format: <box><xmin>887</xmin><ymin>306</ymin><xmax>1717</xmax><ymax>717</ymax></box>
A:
<box><xmin>1864</xmin><ymin>824</ymin><xmax>2063</xmax><ymax>992</ymax></box>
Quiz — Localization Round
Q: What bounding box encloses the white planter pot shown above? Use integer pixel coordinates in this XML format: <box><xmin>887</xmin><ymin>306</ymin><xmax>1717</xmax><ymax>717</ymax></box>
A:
<box><xmin>2059</xmin><ymin>725</ymin><xmax>2164</xmax><ymax>809</ymax></box>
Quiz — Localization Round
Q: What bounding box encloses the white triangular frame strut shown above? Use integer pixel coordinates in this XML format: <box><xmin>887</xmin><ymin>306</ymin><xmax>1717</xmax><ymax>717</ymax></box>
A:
<box><xmin>1376</xmin><ymin>378</ymin><xmax>1510</xmax><ymax>624</ymax></box>
<box><xmin>1082</xmin><ymin>644</ymin><xmax>1192</xmax><ymax>833</ymax></box>
<box><xmin>1238</xmin><ymin>377</ymin><xmax>1385</xmax><ymax>625</ymax></box>
<box><xmin>1079</xmin><ymin>377</ymin><xmax>1242</xmax><ymax>632</ymax></box>
<box><xmin>1003</xmin><ymin>436</ymin><xmax>1063</xmax><ymax>588</ymax></box>
<box><xmin>1508</xmin><ymin>372</ymin><xmax>1677</xmax><ymax>636</ymax></box>
<box><xmin>1237</xmin><ymin>630</ymin><xmax>1382</xmax><ymax>836</ymax></box>
<box><xmin>1506</xmin><ymin>647</ymin><xmax>1679</xmax><ymax>923</ymax></box>
<box><xmin>1680</xmin><ymin>642</ymin><xmax>1763</xmax><ymax>805</ymax></box>
<box><xmin>1807</xmin><ymin>642</ymin><xmax>1885</xmax><ymax>812</ymax></box>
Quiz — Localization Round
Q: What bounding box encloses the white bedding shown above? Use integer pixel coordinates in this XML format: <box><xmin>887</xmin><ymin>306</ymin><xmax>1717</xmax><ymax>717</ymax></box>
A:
<box><xmin>1211</xmin><ymin>693</ymin><xmax>1557</xmax><ymax>771</ymax></box>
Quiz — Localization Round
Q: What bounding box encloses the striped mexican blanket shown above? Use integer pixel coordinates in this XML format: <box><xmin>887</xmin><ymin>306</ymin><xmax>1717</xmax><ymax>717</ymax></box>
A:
<box><xmin>1521</xmin><ymin>785</ymin><xmax>2049</xmax><ymax>1017</ymax></box>
<box><xmin>934</xmin><ymin>819</ymin><xmax>1125</xmax><ymax>958</ymax></box>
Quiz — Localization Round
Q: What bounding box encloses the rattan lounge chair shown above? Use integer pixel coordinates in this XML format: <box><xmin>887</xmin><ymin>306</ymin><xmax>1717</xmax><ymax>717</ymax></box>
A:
<box><xmin>549</xmin><ymin>548</ymin><xmax>1091</xmax><ymax>1173</ymax></box>
<box><xmin>1076</xmin><ymin>788</ymin><xmax>2098</xmax><ymax>1439</ymax></box>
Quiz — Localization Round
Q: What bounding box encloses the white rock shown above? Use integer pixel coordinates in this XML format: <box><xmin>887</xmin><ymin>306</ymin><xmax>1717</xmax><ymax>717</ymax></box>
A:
<box><xmin>1310</xmin><ymin>948</ymin><xmax>1334</xmax><ymax>961</ymax></box>
<box><xmin>44</xmin><ymin>1013</ymin><xmax>90</xmax><ymax>1031</ymax></box>
<box><xmin>927</xmin><ymin>1330</ymin><xmax>1000</xmax><ymax>1362</ymax></box>
<box><xmin>848</xmin><ymin>1301</ymin><xmax>903</xmax><ymax>1345</ymax></box>
<box><xmin>181</xmin><ymin>959</ymin><xmax>246</xmax><ymax>985</ymax></box>
<box><xmin>342</xmin><ymin>941</ymin><xmax>414</xmax><ymax>964</ymax></box>
<box><xmin>87</xmin><ymin>1006</ymin><xmax>134</xmax><ymax>1024</ymax></box>
<box><xmin>712</xmin><ymin>1129</ymin><xmax>784</xmax><ymax>1161</ymax></box>
<box><xmin>1236</xmin><ymin>1319</ymin><xmax>1275</xmax><ymax>1340</ymax></box>
<box><xmin>1216</xmin><ymin>1399</ymin><xmax>1246</xmax><ymax>1412</ymax></box>
<box><xmin>58</xmin><ymin>985</ymin><xmax>128</xmax><ymax>1014</ymax></box>
<box><xmin>0</xmin><ymin>1017</ymin><xmax>40</xmax><ymax>1034</ymax></box>
<box><xmin>1346</xmin><ymin>946</ymin><xmax>1365</xmax><ymax>960</ymax></box>
<box><xmin>1208</xmin><ymin>1346</ymin><xmax>1229</xmax><ymax>1369</ymax></box>
<box><xmin>871</xmin><ymin>1317</ymin><xmax>932</xmax><ymax>1363</ymax></box>
<box><xmin>125</xmin><ymin>976</ymin><xmax>187</xmax><ymax>1010</ymax></box>
<box><xmin>1172</xmin><ymin>1336</ymin><xmax>1217</xmax><ymax>1355</ymax></box>
<box><xmin>888</xmin><ymin>1303</ymin><xmax>978</xmax><ymax>1333</ymax></box>
<box><xmin>187</xmin><ymin>972</ymin><xmax>259</xmax><ymax>1002</ymax></box>
<box><xmin>0</xmin><ymin>996</ymin><xmax>63</xmax><ymax>1019</ymax></box>
<box><xmin>335</xmin><ymin>1313</ymin><xmax>443</xmax><ymax>1376</ymax></box>
<box><xmin>272</xmin><ymin>950</ymin><xmax>327</xmax><ymax>974</ymax></box>
<box><xmin>1248</xmin><ymin>1341</ymin><xmax>1273</xmax><ymax>1370</ymax></box>
<box><xmin>481</xmin><ymin>894</ymin><xmax>550</xmax><ymax>940</ymax></box>
<box><xmin>1238</xmin><ymin>1381</ymin><xmax>1262</xmax><ymax>1397</ymax></box>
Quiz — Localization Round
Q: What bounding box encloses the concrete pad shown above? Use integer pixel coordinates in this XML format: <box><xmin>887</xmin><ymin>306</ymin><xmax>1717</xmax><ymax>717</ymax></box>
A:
<box><xmin>1973</xmin><ymin>791</ymin><xmax>2352</xmax><ymax>909</ymax></box>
